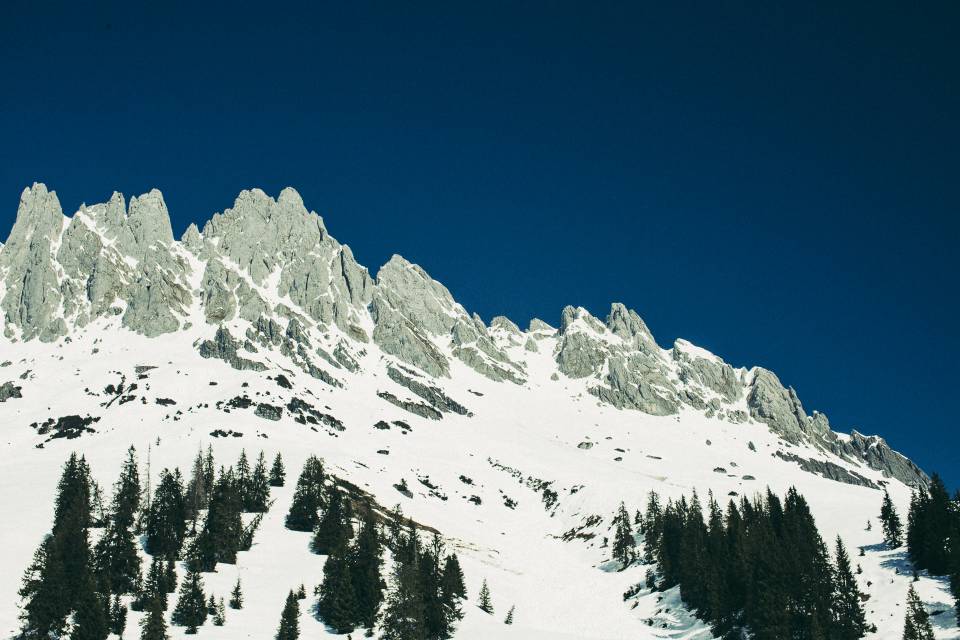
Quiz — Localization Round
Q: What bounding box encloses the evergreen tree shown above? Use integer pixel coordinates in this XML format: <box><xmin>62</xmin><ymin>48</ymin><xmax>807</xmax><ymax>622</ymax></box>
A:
<box><xmin>903</xmin><ymin>584</ymin><xmax>935</xmax><ymax>640</ymax></box>
<box><xmin>94</xmin><ymin>451</ymin><xmax>142</xmax><ymax>593</ymax></box>
<box><xmin>19</xmin><ymin>453</ymin><xmax>94</xmax><ymax>639</ymax></box>
<box><xmin>213</xmin><ymin>598</ymin><xmax>226</xmax><ymax>626</ymax></box>
<box><xmin>350</xmin><ymin>510</ymin><xmax>385</xmax><ymax>629</ymax></box>
<box><xmin>504</xmin><ymin>605</ymin><xmax>515</xmax><ymax>625</ymax></box>
<box><xmin>381</xmin><ymin>559</ymin><xmax>427</xmax><ymax>640</ymax></box>
<box><xmin>478</xmin><ymin>579</ymin><xmax>493</xmax><ymax>614</ymax></box>
<box><xmin>188</xmin><ymin>468</ymin><xmax>243</xmax><ymax>571</ymax></box>
<box><xmin>247</xmin><ymin>452</ymin><xmax>271</xmax><ymax>512</ymax></box>
<box><xmin>832</xmin><ymin>536</ymin><xmax>867</xmax><ymax>640</ymax></box>
<box><xmin>71</xmin><ymin>572</ymin><xmax>109</xmax><ymax>640</ymax></box>
<box><xmin>440</xmin><ymin>554</ymin><xmax>467</xmax><ymax>603</ymax></box>
<box><xmin>285</xmin><ymin>455</ymin><xmax>325</xmax><ymax>531</ymax></box>
<box><xmin>138</xmin><ymin>554</ymin><xmax>170</xmax><ymax>611</ymax></box>
<box><xmin>145</xmin><ymin>469</ymin><xmax>187</xmax><ymax>557</ymax></box>
<box><xmin>139</xmin><ymin>597</ymin><xmax>169</xmax><ymax>640</ymax></box>
<box><xmin>171</xmin><ymin>569</ymin><xmax>207</xmax><ymax>633</ymax></box>
<box><xmin>229</xmin><ymin>578</ymin><xmax>243</xmax><ymax>609</ymax></box>
<box><xmin>312</xmin><ymin>487</ymin><xmax>351</xmax><ymax>555</ymax></box>
<box><xmin>881</xmin><ymin>489</ymin><xmax>904</xmax><ymax>548</ymax></box>
<box><xmin>611</xmin><ymin>501</ymin><xmax>635</xmax><ymax>568</ymax></box>
<box><xmin>236</xmin><ymin>450</ymin><xmax>251</xmax><ymax>511</ymax></box>
<box><xmin>420</xmin><ymin>534</ymin><xmax>451</xmax><ymax>640</ymax></box>
<box><xmin>269</xmin><ymin>453</ymin><xmax>286</xmax><ymax>487</ymax></box>
<box><xmin>276</xmin><ymin>591</ymin><xmax>300</xmax><ymax>640</ymax></box>
<box><xmin>109</xmin><ymin>593</ymin><xmax>128</xmax><ymax>637</ymax></box>
<box><xmin>316</xmin><ymin>540</ymin><xmax>359</xmax><ymax>633</ymax></box>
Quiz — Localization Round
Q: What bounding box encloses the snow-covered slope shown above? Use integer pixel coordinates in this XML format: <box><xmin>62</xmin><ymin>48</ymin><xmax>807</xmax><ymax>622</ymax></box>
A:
<box><xmin>0</xmin><ymin>185</ymin><xmax>954</xmax><ymax>639</ymax></box>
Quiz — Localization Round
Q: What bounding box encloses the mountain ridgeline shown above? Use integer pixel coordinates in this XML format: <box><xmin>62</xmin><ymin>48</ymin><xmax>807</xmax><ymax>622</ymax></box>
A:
<box><xmin>0</xmin><ymin>183</ymin><xmax>925</xmax><ymax>490</ymax></box>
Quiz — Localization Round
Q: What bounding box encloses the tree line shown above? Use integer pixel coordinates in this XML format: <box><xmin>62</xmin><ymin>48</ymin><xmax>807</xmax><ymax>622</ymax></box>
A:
<box><xmin>614</xmin><ymin>486</ymin><xmax>870</xmax><ymax>640</ymax></box>
<box><xmin>18</xmin><ymin>446</ymin><xmax>281</xmax><ymax>640</ymax></box>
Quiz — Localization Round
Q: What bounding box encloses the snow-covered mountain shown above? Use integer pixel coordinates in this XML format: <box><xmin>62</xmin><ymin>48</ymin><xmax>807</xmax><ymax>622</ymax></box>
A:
<box><xmin>0</xmin><ymin>184</ymin><xmax>953</xmax><ymax>639</ymax></box>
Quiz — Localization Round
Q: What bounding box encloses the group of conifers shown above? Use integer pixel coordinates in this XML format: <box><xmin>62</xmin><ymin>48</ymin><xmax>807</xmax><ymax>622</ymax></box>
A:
<box><xmin>16</xmin><ymin>447</ymin><xmax>500</xmax><ymax>640</ymax></box>
<box><xmin>608</xmin><ymin>472</ymin><xmax>960</xmax><ymax>640</ymax></box>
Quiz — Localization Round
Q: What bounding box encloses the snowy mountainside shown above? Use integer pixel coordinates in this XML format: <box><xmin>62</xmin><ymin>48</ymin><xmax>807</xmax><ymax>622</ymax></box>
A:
<box><xmin>0</xmin><ymin>184</ymin><xmax>954</xmax><ymax>639</ymax></box>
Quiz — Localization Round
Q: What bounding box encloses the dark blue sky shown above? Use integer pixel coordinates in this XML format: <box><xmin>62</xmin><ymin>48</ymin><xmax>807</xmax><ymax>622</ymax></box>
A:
<box><xmin>1</xmin><ymin>2</ymin><xmax>957</xmax><ymax>485</ymax></box>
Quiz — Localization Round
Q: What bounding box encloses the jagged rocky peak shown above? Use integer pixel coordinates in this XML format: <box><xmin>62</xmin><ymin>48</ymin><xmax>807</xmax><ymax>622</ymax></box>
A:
<box><xmin>606</xmin><ymin>302</ymin><xmax>656</xmax><ymax>347</ymax></box>
<box><xmin>0</xmin><ymin>184</ymin><xmax>67</xmax><ymax>341</ymax></box>
<box><xmin>371</xmin><ymin>255</ymin><xmax>525</xmax><ymax>383</ymax></box>
<box><xmin>199</xmin><ymin>187</ymin><xmax>373</xmax><ymax>337</ymax></box>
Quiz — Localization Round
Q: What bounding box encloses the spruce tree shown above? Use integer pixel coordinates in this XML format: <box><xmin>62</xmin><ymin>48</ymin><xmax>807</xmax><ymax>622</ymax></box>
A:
<box><xmin>269</xmin><ymin>453</ymin><xmax>286</xmax><ymax>487</ymax></box>
<box><xmin>276</xmin><ymin>590</ymin><xmax>300</xmax><ymax>640</ymax></box>
<box><xmin>903</xmin><ymin>584</ymin><xmax>934</xmax><ymax>640</ymax></box>
<box><xmin>247</xmin><ymin>451</ymin><xmax>271</xmax><ymax>512</ymax></box>
<box><xmin>317</xmin><ymin>539</ymin><xmax>359</xmax><ymax>633</ymax></box>
<box><xmin>188</xmin><ymin>468</ymin><xmax>243</xmax><ymax>571</ymax></box>
<box><xmin>832</xmin><ymin>536</ymin><xmax>867</xmax><ymax>640</ymax></box>
<box><xmin>213</xmin><ymin>597</ymin><xmax>225</xmax><ymax>626</ymax></box>
<box><xmin>285</xmin><ymin>455</ymin><xmax>325</xmax><ymax>531</ymax></box>
<box><xmin>611</xmin><ymin>501</ymin><xmax>635</xmax><ymax>568</ymax></box>
<box><xmin>71</xmin><ymin>572</ymin><xmax>110</xmax><ymax>640</ymax></box>
<box><xmin>229</xmin><ymin>578</ymin><xmax>243</xmax><ymax>609</ymax></box>
<box><xmin>145</xmin><ymin>469</ymin><xmax>187</xmax><ymax>557</ymax></box>
<box><xmin>350</xmin><ymin>510</ymin><xmax>385</xmax><ymax>629</ymax></box>
<box><xmin>504</xmin><ymin>605</ymin><xmax>515</xmax><ymax>625</ymax></box>
<box><xmin>312</xmin><ymin>488</ymin><xmax>350</xmax><ymax>555</ymax></box>
<box><xmin>881</xmin><ymin>489</ymin><xmax>903</xmax><ymax>548</ymax></box>
<box><xmin>94</xmin><ymin>452</ymin><xmax>142</xmax><ymax>593</ymax></box>
<box><xmin>19</xmin><ymin>453</ymin><xmax>95</xmax><ymax>639</ymax></box>
<box><xmin>139</xmin><ymin>554</ymin><xmax>170</xmax><ymax>611</ymax></box>
<box><xmin>381</xmin><ymin>559</ymin><xmax>427</xmax><ymax>640</ymax></box>
<box><xmin>139</xmin><ymin>597</ymin><xmax>169</xmax><ymax>640</ymax></box>
<box><xmin>109</xmin><ymin>593</ymin><xmax>128</xmax><ymax>637</ymax></box>
<box><xmin>478</xmin><ymin>579</ymin><xmax>493</xmax><ymax>614</ymax></box>
<box><xmin>236</xmin><ymin>450</ymin><xmax>251</xmax><ymax>511</ymax></box>
<box><xmin>440</xmin><ymin>554</ymin><xmax>467</xmax><ymax>603</ymax></box>
<box><xmin>171</xmin><ymin>569</ymin><xmax>207</xmax><ymax>633</ymax></box>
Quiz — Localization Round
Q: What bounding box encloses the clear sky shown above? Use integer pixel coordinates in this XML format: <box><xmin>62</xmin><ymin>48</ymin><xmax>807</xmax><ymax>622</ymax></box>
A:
<box><xmin>1</xmin><ymin>2</ymin><xmax>957</xmax><ymax>486</ymax></box>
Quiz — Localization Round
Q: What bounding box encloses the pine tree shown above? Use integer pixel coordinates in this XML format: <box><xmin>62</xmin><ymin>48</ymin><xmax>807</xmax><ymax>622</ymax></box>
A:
<box><xmin>504</xmin><ymin>605</ymin><xmax>515</xmax><ymax>624</ymax></box>
<box><xmin>71</xmin><ymin>572</ymin><xmax>110</xmax><ymax>640</ymax></box>
<box><xmin>832</xmin><ymin>536</ymin><xmax>867</xmax><ymax>640</ymax></box>
<box><xmin>269</xmin><ymin>453</ymin><xmax>286</xmax><ymax>487</ymax></box>
<box><xmin>317</xmin><ymin>539</ymin><xmax>359</xmax><ymax>633</ymax></box>
<box><xmin>478</xmin><ymin>579</ymin><xmax>493</xmax><ymax>614</ymax></box>
<box><xmin>440</xmin><ymin>554</ymin><xmax>467</xmax><ymax>602</ymax></box>
<box><xmin>312</xmin><ymin>488</ymin><xmax>350</xmax><ymax>555</ymax></box>
<box><xmin>236</xmin><ymin>450</ymin><xmax>251</xmax><ymax>511</ymax></box>
<box><xmin>139</xmin><ymin>597</ymin><xmax>169</xmax><ymax>640</ymax></box>
<box><xmin>247</xmin><ymin>451</ymin><xmax>271</xmax><ymax>512</ymax></box>
<box><xmin>903</xmin><ymin>584</ymin><xmax>934</xmax><ymax>640</ymax></box>
<box><xmin>381</xmin><ymin>559</ymin><xmax>426</xmax><ymax>640</ymax></box>
<box><xmin>94</xmin><ymin>452</ymin><xmax>143</xmax><ymax>593</ymax></box>
<box><xmin>276</xmin><ymin>590</ymin><xmax>300</xmax><ymax>640</ymax></box>
<box><xmin>145</xmin><ymin>469</ymin><xmax>187</xmax><ymax>557</ymax></box>
<box><xmin>139</xmin><ymin>554</ymin><xmax>170</xmax><ymax>611</ymax></box>
<box><xmin>350</xmin><ymin>510</ymin><xmax>385</xmax><ymax>629</ymax></box>
<box><xmin>285</xmin><ymin>455</ymin><xmax>325</xmax><ymax>531</ymax></box>
<box><xmin>188</xmin><ymin>468</ymin><xmax>243</xmax><ymax>571</ymax></box>
<box><xmin>109</xmin><ymin>593</ymin><xmax>128</xmax><ymax>637</ymax></box>
<box><xmin>171</xmin><ymin>569</ymin><xmax>207</xmax><ymax>633</ymax></box>
<box><xmin>213</xmin><ymin>598</ymin><xmax>226</xmax><ymax>626</ymax></box>
<box><xmin>611</xmin><ymin>501</ymin><xmax>636</xmax><ymax>568</ymax></box>
<box><xmin>229</xmin><ymin>578</ymin><xmax>243</xmax><ymax>609</ymax></box>
<box><xmin>880</xmin><ymin>489</ymin><xmax>903</xmax><ymax>548</ymax></box>
<box><xmin>19</xmin><ymin>453</ymin><xmax>94</xmax><ymax>639</ymax></box>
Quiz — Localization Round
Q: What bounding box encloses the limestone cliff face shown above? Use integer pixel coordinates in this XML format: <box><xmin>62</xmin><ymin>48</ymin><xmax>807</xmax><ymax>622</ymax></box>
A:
<box><xmin>0</xmin><ymin>183</ymin><xmax>928</xmax><ymax>488</ymax></box>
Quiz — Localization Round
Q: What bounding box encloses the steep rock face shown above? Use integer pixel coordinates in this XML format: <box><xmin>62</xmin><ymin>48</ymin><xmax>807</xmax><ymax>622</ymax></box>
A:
<box><xmin>372</xmin><ymin>256</ymin><xmax>524</xmax><ymax>382</ymax></box>
<box><xmin>0</xmin><ymin>185</ymin><xmax>67</xmax><ymax>341</ymax></box>
<box><xmin>200</xmin><ymin>188</ymin><xmax>373</xmax><ymax>338</ymax></box>
<box><xmin>0</xmin><ymin>183</ymin><xmax>929</xmax><ymax>491</ymax></box>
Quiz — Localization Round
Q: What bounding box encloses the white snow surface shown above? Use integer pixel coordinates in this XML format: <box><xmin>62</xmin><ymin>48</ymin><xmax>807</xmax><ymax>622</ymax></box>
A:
<box><xmin>0</xmin><ymin>319</ymin><xmax>955</xmax><ymax>640</ymax></box>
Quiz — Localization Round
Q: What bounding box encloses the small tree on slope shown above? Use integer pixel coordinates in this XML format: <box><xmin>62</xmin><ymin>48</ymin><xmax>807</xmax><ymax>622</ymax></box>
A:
<box><xmin>276</xmin><ymin>590</ymin><xmax>300</xmax><ymax>640</ymax></box>
<box><xmin>612</xmin><ymin>501</ymin><xmax>636</xmax><ymax>568</ymax></box>
<box><xmin>880</xmin><ymin>489</ymin><xmax>903</xmax><ymax>548</ymax></box>
<box><xmin>478</xmin><ymin>579</ymin><xmax>493</xmax><ymax>614</ymax></box>
<box><xmin>832</xmin><ymin>536</ymin><xmax>867</xmax><ymax>640</ymax></box>
<box><xmin>903</xmin><ymin>584</ymin><xmax>935</xmax><ymax>640</ymax></box>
